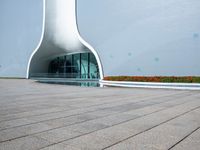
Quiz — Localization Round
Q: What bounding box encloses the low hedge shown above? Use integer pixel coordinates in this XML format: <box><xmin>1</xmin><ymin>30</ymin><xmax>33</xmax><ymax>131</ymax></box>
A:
<box><xmin>104</xmin><ymin>76</ymin><xmax>200</xmax><ymax>83</ymax></box>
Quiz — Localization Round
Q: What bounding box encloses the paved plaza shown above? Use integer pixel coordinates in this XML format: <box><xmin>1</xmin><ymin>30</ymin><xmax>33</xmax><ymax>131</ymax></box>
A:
<box><xmin>0</xmin><ymin>79</ymin><xmax>200</xmax><ymax>150</ymax></box>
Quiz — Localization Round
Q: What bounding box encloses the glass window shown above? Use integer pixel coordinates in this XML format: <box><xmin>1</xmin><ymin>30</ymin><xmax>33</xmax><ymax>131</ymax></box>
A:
<box><xmin>90</xmin><ymin>53</ymin><xmax>99</xmax><ymax>79</ymax></box>
<box><xmin>81</xmin><ymin>53</ymin><xmax>88</xmax><ymax>79</ymax></box>
<box><xmin>48</xmin><ymin>52</ymin><xmax>99</xmax><ymax>79</ymax></box>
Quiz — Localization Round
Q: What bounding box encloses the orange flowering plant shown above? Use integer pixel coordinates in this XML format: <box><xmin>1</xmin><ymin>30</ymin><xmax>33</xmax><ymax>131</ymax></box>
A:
<box><xmin>104</xmin><ymin>76</ymin><xmax>200</xmax><ymax>83</ymax></box>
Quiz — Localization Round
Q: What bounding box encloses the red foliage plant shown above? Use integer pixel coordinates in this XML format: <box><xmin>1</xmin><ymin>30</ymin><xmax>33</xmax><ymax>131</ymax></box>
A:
<box><xmin>104</xmin><ymin>76</ymin><xmax>200</xmax><ymax>83</ymax></box>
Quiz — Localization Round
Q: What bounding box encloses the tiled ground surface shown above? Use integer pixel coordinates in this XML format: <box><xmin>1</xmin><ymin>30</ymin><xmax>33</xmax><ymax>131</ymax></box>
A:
<box><xmin>0</xmin><ymin>79</ymin><xmax>200</xmax><ymax>150</ymax></box>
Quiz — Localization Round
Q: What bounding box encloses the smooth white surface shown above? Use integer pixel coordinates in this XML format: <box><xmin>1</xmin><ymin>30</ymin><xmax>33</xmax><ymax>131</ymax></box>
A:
<box><xmin>27</xmin><ymin>0</ymin><xmax>103</xmax><ymax>79</ymax></box>
<box><xmin>26</xmin><ymin>0</ymin><xmax>45</xmax><ymax>78</ymax></box>
<box><xmin>1</xmin><ymin>0</ymin><xmax>200</xmax><ymax>78</ymax></box>
<box><xmin>100</xmin><ymin>80</ymin><xmax>200</xmax><ymax>90</ymax></box>
<box><xmin>78</xmin><ymin>0</ymin><xmax>200</xmax><ymax>76</ymax></box>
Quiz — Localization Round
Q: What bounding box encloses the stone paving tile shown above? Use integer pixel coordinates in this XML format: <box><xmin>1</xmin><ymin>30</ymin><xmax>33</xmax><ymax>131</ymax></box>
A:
<box><xmin>0</xmin><ymin>105</ymin><xmax>60</xmax><ymax>116</ymax></box>
<box><xmin>36</xmin><ymin>96</ymin><xmax>192</xmax><ymax>144</ymax></box>
<box><xmin>0</xmin><ymin>127</ymin><xmax>25</xmax><ymax>143</ymax></box>
<box><xmin>0</xmin><ymin>123</ymin><xmax>52</xmax><ymax>142</ymax></box>
<box><xmin>0</xmin><ymin>118</ymin><xmax>34</xmax><ymax>130</ymax></box>
<box><xmin>0</xmin><ymin>107</ymin><xmax>69</xmax><ymax>122</ymax></box>
<box><xmin>0</xmin><ymin>100</ymin><xmax>158</xmax><ymax>142</ymax></box>
<box><xmin>33</xmin><ymin>97</ymin><xmax>188</xmax><ymax>145</ymax></box>
<box><xmin>0</xmin><ymin>136</ymin><xmax>51</xmax><ymax>150</ymax></box>
<box><xmin>0</xmin><ymin>91</ymin><xmax>182</xmax><ymax>130</ymax></box>
<box><xmin>0</xmin><ymin>79</ymin><xmax>200</xmax><ymax>150</ymax></box>
<box><xmin>0</xmin><ymin>99</ymin><xmax>142</xmax><ymax>130</ymax></box>
<box><xmin>0</xmin><ymin>89</ymin><xmax>196</xmax><ymax>144</ymax></box>
<box><xmin>35</xmin><ymin>128</ymin><xmax>83</xmax><ymax>143</ymax></box>
<box><xmin>43</xmin><ymin>113</ymin><xmax>97</xmax><ymax>128</ymax></box>
<box><xmin>171</xmin><ymin>128</ymin><xmax>200</xmax><ymax>150</ymax></box>
<box><xmin>63</xmin><ymin>100</ymin><xmax>200</xmax><ymax>150</ymax></box>
<box><xmin>35</xmin><ymin>121</ymin><xmax>109</xmax><ymax>144</ymax></box>
<box><xmin>40</xmin><ymin>143</ymin><xmax>80</xmax><ymax>150</ymax></box>
<box><xmin>105</xmin><ymin>108</ymin><xmax>200</xmax><ymax>150</ymax></box>
<box><xmin>63</xmin><ymin>126</ymin><xmax>132</xmax><ymax>150</ymax></box>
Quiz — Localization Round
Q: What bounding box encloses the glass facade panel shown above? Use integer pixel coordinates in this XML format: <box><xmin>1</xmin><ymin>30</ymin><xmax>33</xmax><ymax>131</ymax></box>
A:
<box><xmin>48</xmin><ymin>52</ymin><xmax>99</xmax><ymax>79</ymax></box>
<box><xmin>72</xmin><ymin>54</ymin><xmax>81</xmax><ymax>78</ymax></box>
<box><xmin>81</xmin><ymin>53</ymin><xmax>88</xmax><ymax>79</ymax></box>
<box><xmin>90</xmin><ymin>53</ymin><xmax>99</xmax><ymax>79</ymax></box>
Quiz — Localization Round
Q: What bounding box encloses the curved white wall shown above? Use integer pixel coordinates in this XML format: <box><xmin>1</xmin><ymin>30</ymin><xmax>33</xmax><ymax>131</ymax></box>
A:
<box><xmin>0</xmin><ymin>0</ymin><xmax>43</xmax><ymax>77</ymax></box>
<box><xmin>27</xmin><ymin>0</ymin><xmax>104</xmax><ymax>79</ymax></box>
<box><xmin>77</xmin><ymin>0</ymin><xmax>200</xmax><ymax>76</ymax></box>
<box><xmin>0</xmin><ymin>0</ymin><xmax>200</xmax><ymax>78</ymax></box>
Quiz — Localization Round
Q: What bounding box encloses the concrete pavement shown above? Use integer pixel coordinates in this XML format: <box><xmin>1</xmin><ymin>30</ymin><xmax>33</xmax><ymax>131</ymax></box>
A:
<box><xmin>0</xmin><ymin>79</ymin><xmax>200</xmax><ymax>150</ymax></box>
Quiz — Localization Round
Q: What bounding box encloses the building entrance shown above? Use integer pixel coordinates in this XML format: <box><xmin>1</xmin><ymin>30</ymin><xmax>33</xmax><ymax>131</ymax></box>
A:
<box><xmin>48</xmin><ymin>52</ymin><xmax>99</xmax><ymax>79</ymax></box>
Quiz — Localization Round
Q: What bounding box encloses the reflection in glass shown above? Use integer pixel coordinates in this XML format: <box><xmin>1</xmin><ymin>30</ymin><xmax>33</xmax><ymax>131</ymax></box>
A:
<box><xmin>48</xmin><ymin>53</ymin><xmax>99</xmax><ymax>79</ymax></box>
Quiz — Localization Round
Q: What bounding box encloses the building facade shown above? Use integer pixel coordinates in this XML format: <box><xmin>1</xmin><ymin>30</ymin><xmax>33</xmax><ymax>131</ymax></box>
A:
<box><xmin>0</xmin><ymin>0</ymin><xmax>200</xmax><ymax>79</ymax></box>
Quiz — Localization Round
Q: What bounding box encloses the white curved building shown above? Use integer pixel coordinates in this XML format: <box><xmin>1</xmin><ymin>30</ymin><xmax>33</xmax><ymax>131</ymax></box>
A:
<box><xmin>27</xmin><ymin>0</ymin><xmax>103</xmax><ymax>80</ymax></box>
<box><xmin>0</xmin><ymin>0</ymin><xmax>200</xmax><ymax>79</ymax></box>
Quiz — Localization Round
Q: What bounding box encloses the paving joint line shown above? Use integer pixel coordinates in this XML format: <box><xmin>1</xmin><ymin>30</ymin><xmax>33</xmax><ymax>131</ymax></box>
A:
<box><xmin>168</xmin><ymin>126</ymin><xmax>200</xmax><ymax>150</ymax></box>
<box><xmin>37</xmin><ymin>101</ymin><xmax>200</xmax><ymax>150</ymax></box>
<box><xmin>0</xmin><ymin>95</ymin><xmax>194</xmax><ymax>144</ymax></box>
<box><xmin>0</xmin><ymin>92</ymin><xmax>191</xmax><ymax>123</ymax></box>
<box><xmin>0</xmin><ymin>92</ymin><xmax>193</xmax><ymax>131</ymax></box>
<box><xmin>0</xmin><ymin>94</ymin><xmax>155</xmax><ymax>117</ymax></box>
<box><xmin>102</xmin><ymin>106</ymin><xmax>200</xmax><ymax>150</ymax></box>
